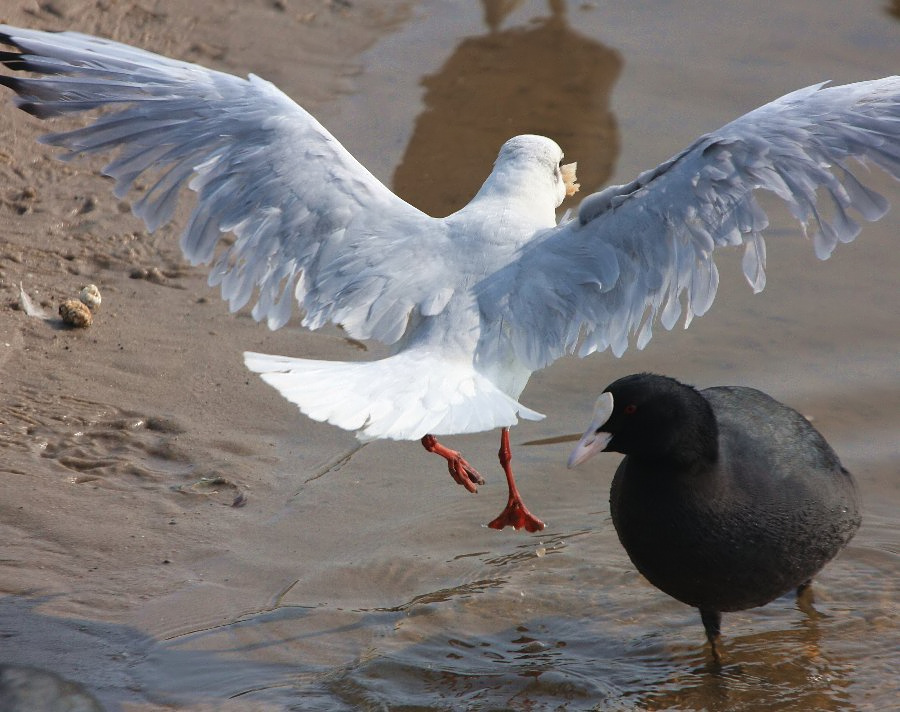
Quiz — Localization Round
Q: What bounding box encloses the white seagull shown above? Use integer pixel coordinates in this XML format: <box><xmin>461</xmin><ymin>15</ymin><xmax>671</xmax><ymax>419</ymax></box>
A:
<box><xmin>2</xmin><ymin>26</ymin><xmax>899</xmax><ymax>533</ymax></box>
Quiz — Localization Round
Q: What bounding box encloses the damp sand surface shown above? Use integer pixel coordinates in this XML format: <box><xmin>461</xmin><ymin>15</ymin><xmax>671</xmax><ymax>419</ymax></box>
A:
<box><xmin>0</xmin><ymin>1</ymin><xmax>898</xmax><ymax>710</ymax></box>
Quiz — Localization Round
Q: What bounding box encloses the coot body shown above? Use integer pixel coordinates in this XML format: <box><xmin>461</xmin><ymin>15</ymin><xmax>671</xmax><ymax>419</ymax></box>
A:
<box><xmin>568</xmin><ymin>373</ymin><xmax>860</xmax><ymax>653</ymax></box>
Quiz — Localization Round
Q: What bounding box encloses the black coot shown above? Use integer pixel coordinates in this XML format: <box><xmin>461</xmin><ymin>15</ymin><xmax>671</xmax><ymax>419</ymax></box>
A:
<box><xmin>567</xmin><ymin>373</ymin><xmax>861</xmax><ymax>658</ymax></box>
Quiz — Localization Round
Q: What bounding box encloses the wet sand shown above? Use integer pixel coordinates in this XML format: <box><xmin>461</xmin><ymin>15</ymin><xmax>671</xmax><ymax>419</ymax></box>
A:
<box><xmin>0</xmin><ymin>1</ymin><xmax>898</xmax><ymax>710</ymax></box>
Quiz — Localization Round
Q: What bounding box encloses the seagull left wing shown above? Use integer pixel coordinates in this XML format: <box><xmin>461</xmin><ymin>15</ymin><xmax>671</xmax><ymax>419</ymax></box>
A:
<box><xmin>0</xmin><ymin>26</ymin><xmax>448</xmax><ymax>343</ymax></box>
<box><xmin>478</xmin><ymin>78</ymin><xmax>900</xmax><ymax>371</ymax></box>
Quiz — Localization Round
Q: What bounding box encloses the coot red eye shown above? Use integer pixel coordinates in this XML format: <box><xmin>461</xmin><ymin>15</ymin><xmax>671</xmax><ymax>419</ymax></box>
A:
<box><xmin>624</xmin><ymin>404</ymin><xmax>638</xmax><ymax>415</ymax></box>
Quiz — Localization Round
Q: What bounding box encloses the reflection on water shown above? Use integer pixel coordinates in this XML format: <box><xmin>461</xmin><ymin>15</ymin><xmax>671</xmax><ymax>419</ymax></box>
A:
<box><xmin>0</xmin><ymin>596</ymin><xmax>299</xmax><ymax>710</ymax></box>
<box><xmin>150</xmin><ymin>547</ymin><xmax>877</xmax><ymax>710</ymax></box>
<box><xmin>0</xmin><ymin>664</ymin><xmax>105</xmax><ymax>712</ymax></box>
<box><xmin>2</xmin><ymin>518</ymin><xmax>892</xmax><ymax>710</ymax></box>
<box><xmin>635</xmin><ymin>621</ymin><xmax>855</xmax><ymax>712</ymax></box>
<box><xmin>392</xmin><ymin>0</ymin><xmax>621</xmax><ymax>216</ymax></box>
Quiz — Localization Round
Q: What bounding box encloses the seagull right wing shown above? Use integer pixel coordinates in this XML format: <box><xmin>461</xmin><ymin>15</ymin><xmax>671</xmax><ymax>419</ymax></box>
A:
<box><xmin>477</xmin><ymin>78</ymin><xmax>900</xmax><ymax>371</ymax></box>
<box><xmin>0</xmin><ymin>25</ymin><xmax>453</xmax><ymax>344</ymax></box>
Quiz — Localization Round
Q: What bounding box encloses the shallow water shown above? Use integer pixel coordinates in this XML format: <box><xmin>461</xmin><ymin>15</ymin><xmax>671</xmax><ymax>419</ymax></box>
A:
<box><xmin>1</xmin><ymin>1</ymin><xmax>898</xmax><ymax>710</ymax></box>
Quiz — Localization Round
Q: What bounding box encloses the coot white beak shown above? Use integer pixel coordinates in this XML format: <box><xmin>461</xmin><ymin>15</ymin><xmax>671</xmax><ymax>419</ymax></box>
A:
<box><xmin>567</xmin><ymin>392</ymin><xmax>614</xmax><ymax>468</ymax></box>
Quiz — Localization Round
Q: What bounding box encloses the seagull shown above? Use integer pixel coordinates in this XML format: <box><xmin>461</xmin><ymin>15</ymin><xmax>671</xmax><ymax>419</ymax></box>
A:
<box><xmin>1</xmin><ymin>26</ymin><xmax>898</xmax><ymax>533</ymax></box>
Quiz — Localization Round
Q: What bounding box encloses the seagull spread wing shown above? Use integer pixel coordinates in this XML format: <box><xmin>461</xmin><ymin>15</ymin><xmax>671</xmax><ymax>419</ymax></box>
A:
<box><xmin>478</xmin><ymin>78</ymin><xmax>900</xmax><ymax>371</ymax></box>
<box><xmin>0</xmin><ymin>26</ymin><xmax>449</xmax><ymax>343</ymax></box>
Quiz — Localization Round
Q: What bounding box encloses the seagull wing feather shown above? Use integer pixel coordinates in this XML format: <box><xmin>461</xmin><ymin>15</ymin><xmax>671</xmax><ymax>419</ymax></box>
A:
<box><xmin>0</xmin><ymin>26</ymin><xmax>448</xmax><ymax>342</ymax></box>
<box><xmin>478</xmin><ymin>78</ymin><xmax>900</xmax><ymax>370</ymax></box>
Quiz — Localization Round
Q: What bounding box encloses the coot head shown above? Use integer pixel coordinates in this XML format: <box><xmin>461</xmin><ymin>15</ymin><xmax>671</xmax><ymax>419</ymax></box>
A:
<box><xmin>567</xmin><ymin>373</ymin><xmax>717</xmax><ymax>469</ymax></box>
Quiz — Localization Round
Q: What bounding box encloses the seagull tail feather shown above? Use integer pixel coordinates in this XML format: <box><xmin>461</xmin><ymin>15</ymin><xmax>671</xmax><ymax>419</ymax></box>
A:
<box><xmin>243</xmin><ymin>350</ymin><xmax>544</xmax><ymax>442</ymax></box>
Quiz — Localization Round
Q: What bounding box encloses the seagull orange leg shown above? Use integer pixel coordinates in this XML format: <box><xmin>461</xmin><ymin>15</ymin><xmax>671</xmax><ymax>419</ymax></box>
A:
<box><xmin>487</xmin><ymin>427</ymin><xmax>545</xmax><ymax>532</ymax></box>
<box><xmin>421</xmin><ymin>434</ymin><xmax>485</xmax><ymax>493</ymax></box>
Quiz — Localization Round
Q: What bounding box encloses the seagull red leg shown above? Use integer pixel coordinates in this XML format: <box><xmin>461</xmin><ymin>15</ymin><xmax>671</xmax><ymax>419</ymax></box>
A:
<box><xmin>487</xmin><ymin>427</ymin><xmax>545</xmax><ymax>532</ymax></box>
<box><xmin>421</xmin><ymin>434</ymin><xmax>485</xmax><ymax>493</ymax></box>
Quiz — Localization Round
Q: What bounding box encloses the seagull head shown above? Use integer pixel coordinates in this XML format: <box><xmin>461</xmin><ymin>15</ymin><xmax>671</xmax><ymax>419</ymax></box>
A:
<box><xmin>483</xmin><ymin>135</ymin><xmax>579</xmax><ymax>212</ymax></box>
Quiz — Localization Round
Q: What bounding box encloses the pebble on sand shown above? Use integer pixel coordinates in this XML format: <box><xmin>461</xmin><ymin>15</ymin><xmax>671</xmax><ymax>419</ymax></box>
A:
<box><xmin>79</xmin><ymin>284</ymin><xmax>101</xmax><ymax>311</ymax></box>
<box><xmin>58</xmin><ymin>299</ymin><xmax>92</xmax><ymax>328</ymax></box>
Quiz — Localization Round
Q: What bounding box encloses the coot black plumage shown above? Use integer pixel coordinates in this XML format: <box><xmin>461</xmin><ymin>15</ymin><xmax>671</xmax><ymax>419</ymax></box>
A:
<box><xmin>567</xmin><ymin>373</ymin><xmax>861</xmax><ymax>658</ymax></box>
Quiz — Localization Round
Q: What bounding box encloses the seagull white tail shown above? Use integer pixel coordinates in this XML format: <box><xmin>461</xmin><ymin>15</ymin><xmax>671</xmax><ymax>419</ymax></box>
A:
<box><xmin>243</xmin><ymin>350</ymin><xmax>544</xmax><ymax>441</ymax></box>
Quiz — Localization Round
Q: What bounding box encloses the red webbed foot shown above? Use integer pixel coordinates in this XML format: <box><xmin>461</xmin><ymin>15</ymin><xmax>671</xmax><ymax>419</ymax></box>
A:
<box><xmin>488</xmin><ymin>497</ymin><xmax>546</xmax><ymax>532</ymax></box>
<box><xmin>421</xmin><ymin>434</ymin><xmax>485</xmax><ymax>493</ymax></box>
<box><xmin>487</xmin><ymin>427</ymin><xmax>546</xmax><ymax>532</ymax></box>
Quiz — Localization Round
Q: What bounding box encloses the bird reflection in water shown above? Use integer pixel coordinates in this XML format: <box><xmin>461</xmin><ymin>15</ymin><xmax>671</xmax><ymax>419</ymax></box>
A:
<box><xmin>393</xmin><ymin>0</ymin><xmax>622</xmax><ymax>218</ymax></box>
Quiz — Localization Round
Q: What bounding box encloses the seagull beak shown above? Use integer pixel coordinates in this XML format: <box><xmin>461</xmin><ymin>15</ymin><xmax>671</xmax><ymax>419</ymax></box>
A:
<box><xmin>567</xmin><ymin>392</ymin><xmax>614</xmax><ymax>468</ymax></box>
<box><xmin>561</xmin><ymin>162</ymin><xmax>580</xmax><ymax>197</ymax></box>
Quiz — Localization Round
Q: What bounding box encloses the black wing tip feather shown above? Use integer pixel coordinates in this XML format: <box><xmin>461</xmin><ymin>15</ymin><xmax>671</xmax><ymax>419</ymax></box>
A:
<box><xmin>0</xmin><ymin>32</ymin><xmax>30</xmax><ymax>107</ymax></box>
<box><xmin>1</xmin><ymin>37</ymin><xmax>58</xmax><ymax>97</ymax></box>
<box><xmin>0</xmin><ymin>50</ymin><xmax>26</xmax><ymax>65</ymax></box>
<box><xmin>0</xmin><ymin>30</ymin><xmax>27</xmax><ymax>53</ymax></box>
<box><xmin>1</xmin><ymin>27</ymin><xmax>66</xmax><ymax>70</ymax></box>
<box><xmin>0</xmin><ymin>70</ymin><xmax>60</xmax><ymax>117</ymax></box>
<box><xmin>0</xmin><ymin>36</ymin><xmax>32</xmax><ymax>72</ymax></box>
<box><xmin>0</xmin><ymin>66</ymin><xmax>28</xmax><ymax>103</ymax></box>
<box><xmin>0</xmin><ymin>71</ymin><xmax>34</xmax><ymax>109</ymax></box>
<box><xmin>12</xmin><ymin>100</ymin><xmax>54</xmax><ymax>118</ymax></box>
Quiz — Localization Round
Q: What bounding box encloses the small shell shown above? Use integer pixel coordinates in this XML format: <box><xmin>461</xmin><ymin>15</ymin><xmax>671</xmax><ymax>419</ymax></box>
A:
<box><xmin>59</xmin><ymin>299</ymin><xmax>93</xmax><ymax>328</ymax></box>
<box><xmin>79</xmin><ymin>284</ymin><xmax>102</xmax><ymax>311</ymax></box>
<box><xmin>561</xmin><ymin>162</ymin><xmax>580</xmax><ymax>197</ymax></box>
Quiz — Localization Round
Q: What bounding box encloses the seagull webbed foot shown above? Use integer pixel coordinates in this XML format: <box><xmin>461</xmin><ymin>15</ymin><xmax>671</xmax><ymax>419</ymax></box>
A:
<box><xmin>421</xmin><ymin>434</ymin><xmax>485</xmax><ymax>493</ymax></box>
<box><xmin>487</xmin><ymin>427</ymin><xmax>546</xmax><ymax>532</ymax></box>
<box><xmin>488</xmin><ymin>496</ymin><xmax>545</xmax><ymax>533</ymax></box>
